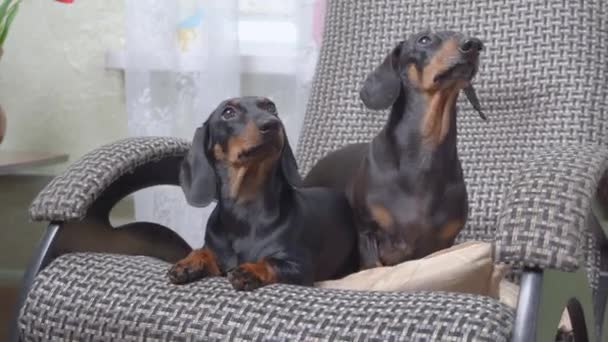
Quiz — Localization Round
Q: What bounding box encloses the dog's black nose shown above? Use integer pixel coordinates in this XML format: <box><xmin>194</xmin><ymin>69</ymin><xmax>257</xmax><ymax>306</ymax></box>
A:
<box><xmin>258</xmin><ymin>119</ymin><xmax>280</xmax><ymax>134</ymax></box>
<box><xmin>459</xmin><ymin>38</ymin><xmax>483</xmax><ymax>53</ymax></box>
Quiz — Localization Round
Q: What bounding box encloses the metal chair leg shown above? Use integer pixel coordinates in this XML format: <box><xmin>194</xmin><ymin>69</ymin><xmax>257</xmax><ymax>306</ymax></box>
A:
<box><xmin>512</xmin><ymin>269</ymin><xmax>544</xmax><ymax>342</ymax></box>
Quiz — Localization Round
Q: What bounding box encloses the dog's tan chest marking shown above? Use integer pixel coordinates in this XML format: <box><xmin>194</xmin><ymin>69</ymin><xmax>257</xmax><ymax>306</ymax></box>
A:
<box><xmin>218</xmin><ymin>120</ymin><xmax>258</xmax><ymax>199</ymax></box>
<box><xmin>232</xmin><ymin>157</ymin><xmax>278</xmax><ymax>203</ymax></box>
<box><xmin>369</xmin><ymin>204</ymin><xmax>394</xmax><ymax>231</ymax></box>
<box><xmin>405</xmin><ymin>39</ymin><xmax>466</xmax><ymax>147</ymax></box>
<box><xmin>421</xmin><ymin>84</ymin><xmax>462</xmax><ymax>146</ymax></box>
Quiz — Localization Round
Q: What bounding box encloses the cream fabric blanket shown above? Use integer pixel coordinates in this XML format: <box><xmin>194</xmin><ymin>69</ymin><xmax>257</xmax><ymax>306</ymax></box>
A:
<box><xmin>316</xmin><ymin>241</ymin><xmax>571</xmax><ymax>333</ymax></box>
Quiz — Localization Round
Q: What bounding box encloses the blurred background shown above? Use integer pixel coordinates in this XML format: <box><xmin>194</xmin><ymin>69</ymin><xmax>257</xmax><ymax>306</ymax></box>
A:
<box><xmin>0</xmin><ymin>0</ymin><xmax>326</xmax><ymax>338</ymax></box>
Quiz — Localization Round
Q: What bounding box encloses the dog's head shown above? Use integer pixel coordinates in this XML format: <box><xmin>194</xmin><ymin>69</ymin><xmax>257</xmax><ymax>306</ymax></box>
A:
<box><xmin>360</xmin><ymin>31</ymin><xmax>486</xmax><ymax>121</ymax></box>
<box><xmin>180</xmin><ymin>96</ymin><xmax>299</xmax><ymax>207</ymax></box>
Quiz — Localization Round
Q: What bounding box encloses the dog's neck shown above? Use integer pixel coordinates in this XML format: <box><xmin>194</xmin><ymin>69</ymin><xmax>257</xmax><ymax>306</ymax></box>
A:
<box><xmin>381</xmin><ymin>84</ymin><xmax>462</xmax><ymax>171</ymax></box>
<box><xmin>216</xmin><ymin>159</ymin><xmax>291</xmax><ymax>221</ymax></box>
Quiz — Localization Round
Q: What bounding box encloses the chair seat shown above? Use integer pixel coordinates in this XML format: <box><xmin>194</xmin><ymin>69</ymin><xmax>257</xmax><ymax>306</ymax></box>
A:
<box><xmin>18</xmin><ymin>253</ymin><xmax>515</xmax><ymax>341</ymax></box>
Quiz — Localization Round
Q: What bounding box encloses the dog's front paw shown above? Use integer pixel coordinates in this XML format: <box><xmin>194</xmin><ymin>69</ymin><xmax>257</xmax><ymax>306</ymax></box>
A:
<box><xmin>168</xmin><ymin>248</ymin><xmax>220</xmax><ymax>284</ymax></box>
<box><xmin>168</xmin><ymin>262</ymin><xmax>208</xmax><ymax>284</ymax></box>
<box><xmin>228</xmin><ymin>267</ymin><xmax>264</xmax><ymax>291</ymax></box>
<box><xmin>228</xmin><ymin>261</ymin><xmax>276</xmax><ymax>291</ymax></box>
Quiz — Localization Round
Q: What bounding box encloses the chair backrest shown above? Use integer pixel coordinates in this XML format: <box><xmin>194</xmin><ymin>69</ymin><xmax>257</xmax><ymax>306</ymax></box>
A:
<box><xmin>297</xmin><ymin>0</ymin><xmax>608</xmax><ymax>242</ymax></box>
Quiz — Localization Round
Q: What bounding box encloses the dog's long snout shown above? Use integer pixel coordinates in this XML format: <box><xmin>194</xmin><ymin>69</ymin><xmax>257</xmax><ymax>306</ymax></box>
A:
<box><xmin>459</xmin><ymin>37</ymin><xmax>483</xmax><ymax>54</ymax></box>
<box><xmin>258</xmin><ymin>117</ymin><xmax>281</xmax><ymax>134</ymax></box>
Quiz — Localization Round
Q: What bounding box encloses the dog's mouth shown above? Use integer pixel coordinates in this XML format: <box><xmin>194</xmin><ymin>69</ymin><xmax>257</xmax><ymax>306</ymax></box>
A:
<box><xmin>433</xmin><ymin>59</ymin><xmax>487</xmax><ymax>120</ymax></box>
<box><xmin>238</xmin><ymin>137</ymin><xmax>281</xmax><ymax>161</ymax></box>
<box><xmin>433</xmin><ymin>61</ymin><xmax>478</xmax><ymax>85</ymax></box>
<box><xmin>238</xmin><ymin>143</ymin><xmax>267</xmax><ymax>159</ymax></box>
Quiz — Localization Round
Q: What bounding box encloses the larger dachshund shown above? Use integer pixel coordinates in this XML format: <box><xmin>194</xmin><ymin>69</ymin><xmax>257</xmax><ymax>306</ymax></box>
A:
<box><xmin>303</xmin><ymin>31</ymin><xmax>486</xmax><ymax>269</ymax></box>
<box><xmin>168</xmin><ymin>97</ymin><xmax>357</xmax><ymax>290</ymax></box>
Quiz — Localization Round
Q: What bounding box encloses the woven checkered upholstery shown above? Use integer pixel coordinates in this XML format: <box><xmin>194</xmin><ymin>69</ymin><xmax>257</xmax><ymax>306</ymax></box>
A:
<box><xmin>29</xmin><ymin>137</ymin><xmax>190</xmax><ymax>222</ymax></box>
<box><xmin>18</xmin><ymin>253</ymin><xmax>514</xmax><ymax>341</ymax></box>
<box><xmin>297</xmin><ymin>0</ymin><xmax>608</xmax><ymax>277</ymax></box>
<box><xmin>496</xmin><ymin>146</ymin><xmax>608</xmax><ymax>272</ymax></box>
<box><xmin>20</xmin><ymin>0</ymin><xmax>608</xmax><ymax>340</ymax></box>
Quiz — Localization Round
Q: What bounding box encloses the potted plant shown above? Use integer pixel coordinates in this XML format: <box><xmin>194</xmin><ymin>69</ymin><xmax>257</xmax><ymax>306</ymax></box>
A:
<box><xmin>0</xmin><ymin>0</ymin><xmax>20</xmax><ymax>144</ymax></box>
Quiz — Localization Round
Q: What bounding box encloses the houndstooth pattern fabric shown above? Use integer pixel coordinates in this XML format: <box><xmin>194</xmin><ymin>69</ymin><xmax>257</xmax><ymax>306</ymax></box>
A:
<box><xmin>297</xmin><ymin>0</ymin><xmax>608</xmax><ymax>274</ymax></box>
<box><xmin>495</xmin><ymin>146</ymin><xmax>608</xmax><ymax>274</ymax></box>
<box><xmin>19</xmin><ymin>253</ymin><xmax>515</xmax><ymax>341</ymax></box>
<box><xmin>29</xmin><ymin>137</ymin><xmax>190</xmax><ymax>222</ymax></box>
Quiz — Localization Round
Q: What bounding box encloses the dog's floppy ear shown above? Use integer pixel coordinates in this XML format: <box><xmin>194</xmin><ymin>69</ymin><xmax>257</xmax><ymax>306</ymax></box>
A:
<box><xmin>463</xmin><ymin>84</ymin><xmax>487</xmax><ymax>120</ymax></box>
<box><xmin>360</xmin><ymin>41</ymin><xmax>404</xmax><ymax>110</ymax></box>
<box><xmin>279</xmin><ymin>132</ymin><xmax>302</xmax><ymax>188</ymax></box>
<box><xmin>180</xmin><ymin>121</ymin><xmax>217</xmax><ymax>207</ymax></box>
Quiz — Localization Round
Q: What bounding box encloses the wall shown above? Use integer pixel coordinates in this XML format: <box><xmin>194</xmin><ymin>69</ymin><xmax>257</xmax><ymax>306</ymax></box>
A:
<box><xmin>0</xmin><ymin>0</ymin><xmax>126</xmax><ymax>174</ymax></box>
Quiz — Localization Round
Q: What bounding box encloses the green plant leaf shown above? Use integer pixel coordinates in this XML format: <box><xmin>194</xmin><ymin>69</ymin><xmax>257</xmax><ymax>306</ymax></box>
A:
<box><xmin>0</xmin><ymin>0</ymin><xmax>13</xmax><ymax>21</ymax></box>
<box><xmin>0</xmin><ymin>0</ymin><xmax>17</xmax><ymax>43</ymax></box>
<box><xmin>0</xmin><ymin>1</ymin><xmax>19</xmax><ymax>47</ymax></box>
<box><xmin>0</xmin><ymin>0</ymin><xmax>11</xmax><ymax>36</ymax></box>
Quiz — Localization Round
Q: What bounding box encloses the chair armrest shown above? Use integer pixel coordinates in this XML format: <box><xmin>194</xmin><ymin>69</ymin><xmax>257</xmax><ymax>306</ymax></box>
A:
<box><xmin>29</xmin><ymin>137</ymin><xmax>190</xmax><ymax>222</ymax></box>
<box><xmin>495</xmin><ymin>143</ymin><xmax>608</xmax><ymax>272</ymax></box>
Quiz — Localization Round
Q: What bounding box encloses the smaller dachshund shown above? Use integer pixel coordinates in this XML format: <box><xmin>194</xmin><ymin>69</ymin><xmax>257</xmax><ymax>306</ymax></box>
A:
<box><xmin>304</xmin><ymin>31</ymin><xmax>487</xmax><ymax>270</ymax></box>
<box><xmin>168</xmin><ymin>97</ymin><xmax>357</xmax><ymax>291</ymax></box>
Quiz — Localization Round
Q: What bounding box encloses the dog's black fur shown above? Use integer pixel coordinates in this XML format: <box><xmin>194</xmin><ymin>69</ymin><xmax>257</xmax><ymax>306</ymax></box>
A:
<box><xmin>168</xmin><ymin>97</ymin><xmax>357</xmax><ymax>291</ymax></box>
<box><xmin>303</xmin><ymin>31</ymin><xmax>486</xmax><ymax>270</ymax></box>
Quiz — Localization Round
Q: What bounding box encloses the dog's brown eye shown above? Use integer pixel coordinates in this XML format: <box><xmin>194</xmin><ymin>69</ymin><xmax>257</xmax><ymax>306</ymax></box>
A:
<box><xmin>418</xmin><ymin>35</ymin><xmax>432</xmax><ymax>45</ymax></box>
<box><xmin>221</xmin><ymin>107</ymin><xmax>237</xmax><ymax>120</ymax></box>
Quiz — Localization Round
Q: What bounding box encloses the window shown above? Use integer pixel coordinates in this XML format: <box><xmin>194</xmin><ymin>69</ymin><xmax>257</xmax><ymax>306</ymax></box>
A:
<box><xmin>106</xmin><ymin>0</ymin><xmax>298</xmax><ymax>75</ymax></box>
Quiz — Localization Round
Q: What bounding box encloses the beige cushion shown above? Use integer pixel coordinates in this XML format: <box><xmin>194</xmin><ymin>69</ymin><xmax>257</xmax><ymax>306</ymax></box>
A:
<box><xmin>317</xmin><ymin>241</ymin><xmax>505</xmax><ymax>298</ymax></box>
<box><xmin>316</xmin><ymin>240</ymin><xmax>572</xmax><ymax>333</ymax></box>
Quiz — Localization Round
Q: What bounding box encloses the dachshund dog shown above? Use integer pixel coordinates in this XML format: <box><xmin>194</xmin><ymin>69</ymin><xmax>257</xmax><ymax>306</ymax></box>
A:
<box><xmin>168</xmin><ymin>97</ymin><xmax>357</xmax><ymax>291</ymax></box>
<box><xmin>303</xmin><ymin>31</ymin><xmax>486</xmax><ymax>270</ymax></box>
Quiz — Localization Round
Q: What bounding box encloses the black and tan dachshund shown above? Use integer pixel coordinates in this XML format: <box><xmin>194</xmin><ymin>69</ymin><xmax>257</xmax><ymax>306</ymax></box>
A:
<box><xmin>168</xmin><ymin>97</ymin><xmax>357</xmax><ymax>291</ymax></box>
<box><xmin>303</xmin><ymin>31</ymin><xmax>486</xmax><ymax>270</ymax></box>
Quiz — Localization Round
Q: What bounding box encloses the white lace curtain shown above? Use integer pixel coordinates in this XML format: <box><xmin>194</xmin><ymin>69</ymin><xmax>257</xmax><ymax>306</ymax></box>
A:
<box><xmin>124</xmin><ymin>0</ymin><xmax>326</xmax><ymax>247</ymax></box>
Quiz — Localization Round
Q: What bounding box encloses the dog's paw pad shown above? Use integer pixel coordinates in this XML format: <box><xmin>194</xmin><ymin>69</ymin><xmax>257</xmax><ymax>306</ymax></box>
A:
<box><xmin>228</xmin><ymin>267</ymin><xmax>264</xmax><ymax>291</ymax></box>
